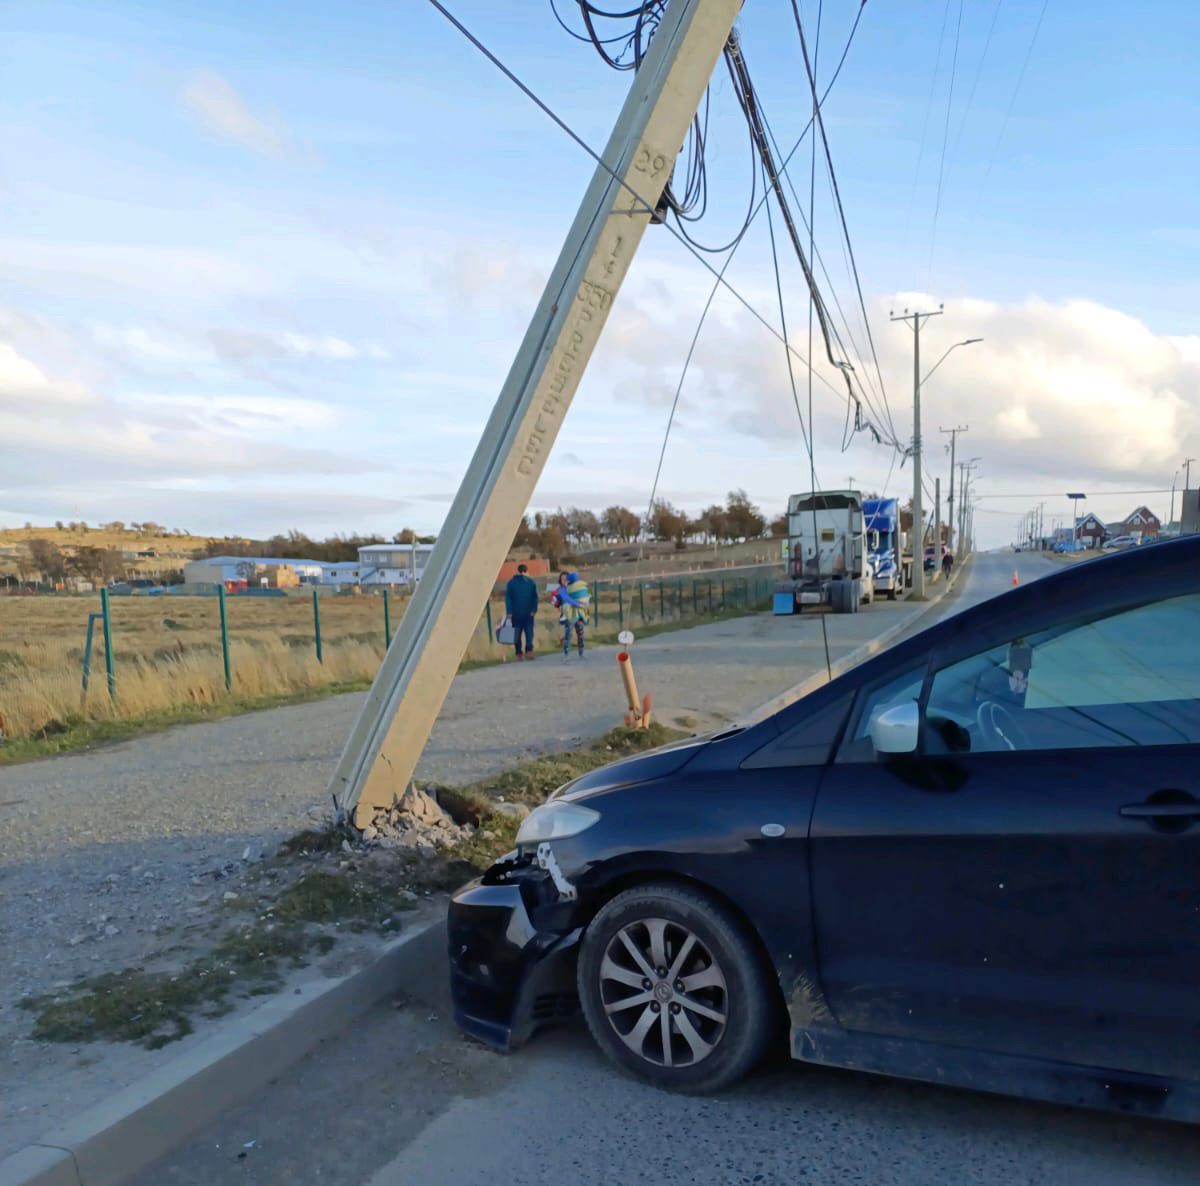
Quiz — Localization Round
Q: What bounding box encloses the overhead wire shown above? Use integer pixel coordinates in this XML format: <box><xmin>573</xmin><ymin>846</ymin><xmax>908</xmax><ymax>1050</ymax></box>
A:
<box><xmin>949</xmin><ymin>0</ymin><xmax>1003</xmax><ymax>164</ymax></box>
<box><xmin>789</xmin><ymin>0</ymin><xmax>898</xmax><ymax>447</ymax></box>
<box><xmin>804</xmin><ymin>0</ymin><xmax>834</xmax><ymax>680</ymax></box>
<box><xmin>425</xmin><ymin>0</ymin><xmax>867</xmax><ymax>424</ymax></box>
<box><xmin>975</xmin><ymin>0</ymin><xmax>1050</xmax><ymax>210</ymax></box>
<box><xmin>926</xmin><ymin>0</ymin><xmax>964</xmax><ymax>288</ymax></box>
<box><xmin>901</xmin><ymin>0</ymin><xmax>953</xmax><ymax>255</ymax></box>
<box><xmin>638</xmin><ymin>0</ymin><xmax>874</xmax><ymax>530</ymax></box>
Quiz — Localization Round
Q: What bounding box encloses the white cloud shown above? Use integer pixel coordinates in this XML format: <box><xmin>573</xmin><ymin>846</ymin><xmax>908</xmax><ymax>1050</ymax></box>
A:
<box><xmin>208</xmin><ymin>328</ymin><xmax>389</xmax><ymax>365</ymax></box>
<box><xmin>0</xmin><ymin>342</ymin><xmax>93</xmax><ymax>406</ymax></box>
<box><xmin>181</xmin><ymin>71</ymin><xmax>291</xmax><ymax>161</ymax></box>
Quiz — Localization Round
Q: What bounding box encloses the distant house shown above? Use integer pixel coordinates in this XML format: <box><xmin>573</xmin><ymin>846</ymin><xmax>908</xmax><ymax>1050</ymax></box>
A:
<box><xmin>1120</xmin><ymin>506</ymin><xmax>1161</xmax><ymax>538</ymax></box>
<box><xmin>357</xmin><ymin>543</ymin><xmax>436</xmax><ymax>586</ymax></box>
<box><xmin>1074</xmin><ymin>513</ymin><xmax>1107</xmax><ymax>548</ymax></box>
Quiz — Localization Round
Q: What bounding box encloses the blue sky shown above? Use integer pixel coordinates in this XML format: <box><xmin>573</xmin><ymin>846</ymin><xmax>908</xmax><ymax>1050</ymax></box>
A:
<box><xmin>2</xmin><ymin>0</ymin><xmax>1198</xmax><ymax>546</ymax></box>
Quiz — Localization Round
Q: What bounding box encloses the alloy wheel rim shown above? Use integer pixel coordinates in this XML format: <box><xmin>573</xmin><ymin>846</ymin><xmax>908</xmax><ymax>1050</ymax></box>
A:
<box><xmin>599</xmin><ymin>917</ymin><xmax>728</xmax><ymax>1068</ymax></box>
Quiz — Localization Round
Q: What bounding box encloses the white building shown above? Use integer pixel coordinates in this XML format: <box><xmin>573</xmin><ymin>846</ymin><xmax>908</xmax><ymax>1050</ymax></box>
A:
<box><xmin>357</xmin><ymin>543</ymin><xmax>435</xmax><ymax>586</ymax></box>
<box><xmin>319</xmin><ymin>561</ymin><xmax>361</xmax><ymax>587</ymax></box>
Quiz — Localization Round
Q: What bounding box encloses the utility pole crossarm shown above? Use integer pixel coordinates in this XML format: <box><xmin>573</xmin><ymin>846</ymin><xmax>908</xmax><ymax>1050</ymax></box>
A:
<box><xmin>328</xmin><ymin>0</ymin><xmax>741</xmax><ymax>827</ymax></box>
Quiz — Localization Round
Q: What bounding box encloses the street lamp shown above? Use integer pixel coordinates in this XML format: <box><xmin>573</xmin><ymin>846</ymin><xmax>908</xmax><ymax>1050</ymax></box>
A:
<box><xmin>1067</xmin><ymin>492</ymin><xmax>1086</xmax><ymax>548</ymax></box>
<box><xmin>922</xmin><ymin>338</ymin><xmax>983</xmax><ymax>388</ymax></box>
<box><xmin>961</xmin><ymin>458</ymin><xmax>981</xmax><ymax>555</ymax></box>
<box><xmin>906</xmin><ymin>336</ymin><xmax>982</xmax><ymax>598</ymax></box>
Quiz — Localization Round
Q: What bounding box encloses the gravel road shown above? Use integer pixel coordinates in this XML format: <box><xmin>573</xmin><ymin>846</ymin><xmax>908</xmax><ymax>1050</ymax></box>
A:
<box><xmin>0</xmin><ymin>554</ymin><xmax>1041</xmax><ymax>1156</ymax></box>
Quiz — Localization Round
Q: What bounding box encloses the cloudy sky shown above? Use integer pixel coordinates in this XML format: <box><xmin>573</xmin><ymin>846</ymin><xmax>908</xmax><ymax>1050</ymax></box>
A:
<box><xmin>3</xmin><ymin>0</ymin><xmax>1198</xmax><ymax>547</ymax></box>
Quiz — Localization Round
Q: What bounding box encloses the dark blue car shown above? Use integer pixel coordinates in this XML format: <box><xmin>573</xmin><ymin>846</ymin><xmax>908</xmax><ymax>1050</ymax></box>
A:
<box><xmin>448</xmin><ymin>537</ymin><xmax>1200</xmax><ymax>1121</ymax></box>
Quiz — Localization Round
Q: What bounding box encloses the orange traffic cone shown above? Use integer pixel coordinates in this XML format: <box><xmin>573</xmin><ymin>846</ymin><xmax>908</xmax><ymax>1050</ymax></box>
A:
<box><xmin>1012</xmin><ymin>568</ymin><xmax>1020</xmax><ymax>586</ymax></box>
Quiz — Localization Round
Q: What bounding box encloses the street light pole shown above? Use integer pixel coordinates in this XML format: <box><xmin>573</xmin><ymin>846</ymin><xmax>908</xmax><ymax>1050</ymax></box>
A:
<box><xmin>960</xmin><ymin>458</ymin><xmax>980</xmax><ymax>557</ymax></box>
<box><xmin>1185</xmin><ymin>457</ymin><xmax>1196</xmax><ymax>491</ymax></box>
<box><xmin>940</xmin><ymin>424</ymin><xmax>968</xmax><ymax>551</ymax></box>
<box><xmin>892</xmin><ymin>311</ymin><xmax>983</xmax><ymax>597</ymax></box>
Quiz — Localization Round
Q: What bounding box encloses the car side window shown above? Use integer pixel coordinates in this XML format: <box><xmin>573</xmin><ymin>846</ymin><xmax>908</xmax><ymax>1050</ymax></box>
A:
<box><xmin>925</xmin><ymin>593</ymin><xmax>1200</xmax><ymax>753</ymax></box>
<box><xmin>835</xmin><ymin>665</ymin><xmax>927</xmax><ymax>764</ymax></box>
<box><xmin>742</xmin><ymin>694</ymin><xmax>852</xmax><ymax>769</ymax></box>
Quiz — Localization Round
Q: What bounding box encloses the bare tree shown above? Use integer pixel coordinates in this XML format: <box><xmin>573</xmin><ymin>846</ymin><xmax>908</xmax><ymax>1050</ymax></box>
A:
<box><xmin>26</xmin><ymin>539</ymin><xmax>66</xmax><ymax>583</ymax></box>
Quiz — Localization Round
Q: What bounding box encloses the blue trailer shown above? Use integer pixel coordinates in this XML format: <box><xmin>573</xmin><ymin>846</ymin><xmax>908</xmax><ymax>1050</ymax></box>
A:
<box><xmin>863</xmin><ymin>497</ymin><xmax>907</xmax><ymax>600</ymax></box>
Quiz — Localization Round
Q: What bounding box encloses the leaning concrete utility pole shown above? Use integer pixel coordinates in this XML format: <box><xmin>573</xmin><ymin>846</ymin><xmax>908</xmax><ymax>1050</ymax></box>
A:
<box><xmin>939</xmin><ymin>424</ymin><xmax>967</xmax><ymax>550</ymax></box>
<box><xmin>329</xmin><ymin>0</ymin><xmax>741</xmax><ymax>827</ymax></box>
<box><xmin>891</xmin><ymin>307</ymin><xmax>943</xmax><ymax>598</ymax></box>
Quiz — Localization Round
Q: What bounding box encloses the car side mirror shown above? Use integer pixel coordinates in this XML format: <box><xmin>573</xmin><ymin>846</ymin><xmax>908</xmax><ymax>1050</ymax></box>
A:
<box><xmin>869</xmin><ymin>701</ymin><xmax>920</xmax><ymax>755</ymax></box>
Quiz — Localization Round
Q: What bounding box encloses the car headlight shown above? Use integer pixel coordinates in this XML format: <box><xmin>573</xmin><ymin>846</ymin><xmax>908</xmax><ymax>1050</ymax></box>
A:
<box><xmin>515</xmin><ymin>801</ymin><xmax>601</xmax><ymax>848</ymax></box>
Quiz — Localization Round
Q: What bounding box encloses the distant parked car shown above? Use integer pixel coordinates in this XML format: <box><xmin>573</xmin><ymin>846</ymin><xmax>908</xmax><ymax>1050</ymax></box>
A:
<box><xmin>1103</xmin><ymin>535</ymin><xmax>1137</xmax><ymax>551</ymax></box>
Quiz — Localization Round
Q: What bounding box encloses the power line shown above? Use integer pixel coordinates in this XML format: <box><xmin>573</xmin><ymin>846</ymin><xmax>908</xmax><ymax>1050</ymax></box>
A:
<box><xmin>901</xmin><ymin>0</ymin><xmax>953</xmax><ymax>255</ymax></box>
<box><xmin>975</xmin><ymin>488</ymin><xmax>1171</xmax><ymax>499</ymax></box>
<box><xmin>637</xmin><ymin>1</ymin><xmax>873</xmax><ymax>524</ymax></box>
<box><xmin>975</xmin><ymin>0</ymin><xmax>1051</xmax><ymax>209</ymax></box>
<box><xmin>927</xmin><ymin>0</ymin><xmax>964</xmax><ymax>287</ymax></box>
<box><xmin>949</xmin><ymin>0</ymin><xmax>1004</xmax><ymax>164</ymax></box>
<box><xmin>724</xmin><ymin>31</ymin><xmax>886</xmax><ymax>446</ymax></box>
<box><xmin>790</xmin><ymin>0</ymin><xmax>898</xmax><ymax>446</ymax></box>
<box><xmin>426</xmin><ymin>0</ymin><xmax>874</xmax><ymax>423</ymax></box>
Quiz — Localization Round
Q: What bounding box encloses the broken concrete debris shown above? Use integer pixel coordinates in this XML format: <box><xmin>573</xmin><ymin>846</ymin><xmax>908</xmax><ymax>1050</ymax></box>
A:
<box><xmin>361</xmin><ymin>784</ymin><xmax>472</xmax><ymax>851</ymax></box>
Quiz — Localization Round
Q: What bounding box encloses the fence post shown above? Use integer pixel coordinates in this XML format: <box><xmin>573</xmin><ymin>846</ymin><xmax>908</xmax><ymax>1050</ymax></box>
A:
<box><xmin>720</xmin><ymin>577</ymin><xmax>726</xmax><ymax>612</ymax></box>
<box><xmin>312</xmin><ymin>589</ymin><xmax>323</xmax><ymax>664</ymax></box>
<box><xmin>485</xmin><ymin>598</ymin><xmax>494</xmax><ymax>642</ymax></box>
<box><xmin>81</xmin><ymin>612</ymin><xmax>100</xmax><ymax>696</ymax></box>
<box><xmin>692</xmin><ymin>579</ymin><xmax>698</xmax><ymax>616</ymax></box>
<box><xmin>384</xmin><ymin>589</ymin><xmax>392</xmax><ymax>648</ymax></box>
<box><xmin>639</xmin><ymin>582</ymin><xmax>645</xmax><ymax>622</ymax></box>
<box><xmin>675</xmin><ymin>577</ymin><xmax>682</xmax><ymax>618</ymax></box>
<box><xmin>707</xmin><ymin>579</ymin><xmax>713</xmax><ymax>615</ymax></box>
<box><xmin>594</xmin><ymin>581</ymin><xmax>601</xmax><ymax>629</ymax></box>
<box><xmin>617</xmin><ymin>581</ymin><xmax>624</xmax><ymax>626</ymax></box>
<box><xmin>99</xmin><ymin>587</ymin><xmax>116</xmax><ymax>700</ymax></box>
<box><xmin>218</xmin><ymin>585</ymin><xmax>231</xmax><ymax>691</ymax></box>
<box><xmin>658</xmin><ymin>580</ymin><xmax>665</xmax><ymax>621</ymax></box>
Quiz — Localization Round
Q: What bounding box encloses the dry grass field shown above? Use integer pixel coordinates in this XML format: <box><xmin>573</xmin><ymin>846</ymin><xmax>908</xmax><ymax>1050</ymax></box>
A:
<box><xmin>0</xmin><ymin>569</ymin><xmax>776</xmax><ymax>753</ymax></box>
<box><xmin>0</xmin><ymin>591</ymin><xmax>492</xmax><ymax>745</ymax></box>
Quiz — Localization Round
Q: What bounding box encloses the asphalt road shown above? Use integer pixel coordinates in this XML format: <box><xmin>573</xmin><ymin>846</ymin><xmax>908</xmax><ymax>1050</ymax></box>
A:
<box><xmin>122</xmin><ymin>551</ymin><xmax>1200</xmax><ymax>1186</ymax></box>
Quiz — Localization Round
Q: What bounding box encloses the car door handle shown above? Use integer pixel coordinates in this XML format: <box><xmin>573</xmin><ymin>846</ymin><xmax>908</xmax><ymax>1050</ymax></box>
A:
<box><xmin>1119</xmin><ymin>803</ymin><xmax>1200</xmax><ymax>818</ymax></box>
<box><xmin>1119</xmin><ymin>791</ymin><xmax>1200</xmax><ymax>824</ymax></box>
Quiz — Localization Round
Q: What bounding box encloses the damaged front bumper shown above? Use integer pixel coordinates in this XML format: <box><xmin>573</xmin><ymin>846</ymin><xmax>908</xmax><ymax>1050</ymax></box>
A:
<box><xmin>447</xmin><ymin>856</ymin><xmax>583</xmax><ymax>1051</ymax></box>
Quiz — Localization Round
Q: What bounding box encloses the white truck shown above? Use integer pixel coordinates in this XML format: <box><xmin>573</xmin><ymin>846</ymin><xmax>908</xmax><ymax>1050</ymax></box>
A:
<box><xmin>776</xmin><ymin>490</ymin><xmax>874</xmax><ymax>614</ymax></box>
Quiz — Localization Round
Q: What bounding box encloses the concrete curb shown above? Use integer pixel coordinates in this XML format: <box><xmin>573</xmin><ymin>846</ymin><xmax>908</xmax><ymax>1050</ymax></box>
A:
<box><xmin>742</xmin><ymin>558</ymin><xmax>969</xmax><ymax>724</ymax></box>
<box><xmin>0</xmin><ymin>911</ymin><xmax>448</xmax><ymax>1186</ymax></box>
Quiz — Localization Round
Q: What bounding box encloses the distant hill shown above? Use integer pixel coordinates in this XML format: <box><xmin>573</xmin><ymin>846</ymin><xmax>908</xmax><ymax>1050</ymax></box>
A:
<box><xmin>0</xmin><ymin>524</ymin><xmax>246</xmax><ymax>580</ymax></box>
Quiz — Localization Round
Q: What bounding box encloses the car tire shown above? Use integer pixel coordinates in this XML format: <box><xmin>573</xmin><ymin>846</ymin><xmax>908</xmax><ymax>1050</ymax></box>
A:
<box><xmin>886</xmin><ymin>586</ymin><xmax>897</xmax><ymax>600</ymax></box>
<box><xmin>577</xmin><ymin>883</ymin><xmax>776</xmax><ymax>1094</ymax></box>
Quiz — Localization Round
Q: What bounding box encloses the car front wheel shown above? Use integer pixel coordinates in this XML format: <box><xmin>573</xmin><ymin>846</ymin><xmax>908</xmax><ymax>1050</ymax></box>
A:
<box><xmin>577</xmin><ymin>883</ymin><xmax>776</xmax><ymax>1093</ymax></box>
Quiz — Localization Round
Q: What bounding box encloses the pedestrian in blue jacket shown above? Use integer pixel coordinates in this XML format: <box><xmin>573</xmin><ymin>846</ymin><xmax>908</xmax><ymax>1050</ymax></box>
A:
<box><xmin>504</xmin><ymin>564</ymin><xmax>539</xmax><ymax>660</ymax></box>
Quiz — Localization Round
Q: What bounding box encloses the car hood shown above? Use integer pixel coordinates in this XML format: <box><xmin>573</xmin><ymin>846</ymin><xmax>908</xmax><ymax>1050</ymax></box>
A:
<box><xmin>553</xmin><ymin>735</ymin><xmax>709</xmax><ymax>802</ymax></box>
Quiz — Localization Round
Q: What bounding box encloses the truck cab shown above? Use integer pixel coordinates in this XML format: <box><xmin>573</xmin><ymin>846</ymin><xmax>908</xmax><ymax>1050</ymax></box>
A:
<box><xmin>862</xmin><ymin>497</ymin><xmax>906</xmax><ymax>600</ymax></box>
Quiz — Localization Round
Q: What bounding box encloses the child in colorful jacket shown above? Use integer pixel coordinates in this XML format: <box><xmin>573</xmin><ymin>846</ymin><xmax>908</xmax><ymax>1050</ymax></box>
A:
<box><xmin>551</xmin><ymin>571</ymin><xmax>590</xmax><ymax>656</ymax></box>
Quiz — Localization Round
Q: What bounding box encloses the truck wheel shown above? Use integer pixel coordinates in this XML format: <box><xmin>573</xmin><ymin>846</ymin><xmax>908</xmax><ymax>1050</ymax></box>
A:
<box><xmin>578</xmin><ymin>884</ymin><xmax>777</xmax><ymax>1094</ymax></box>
